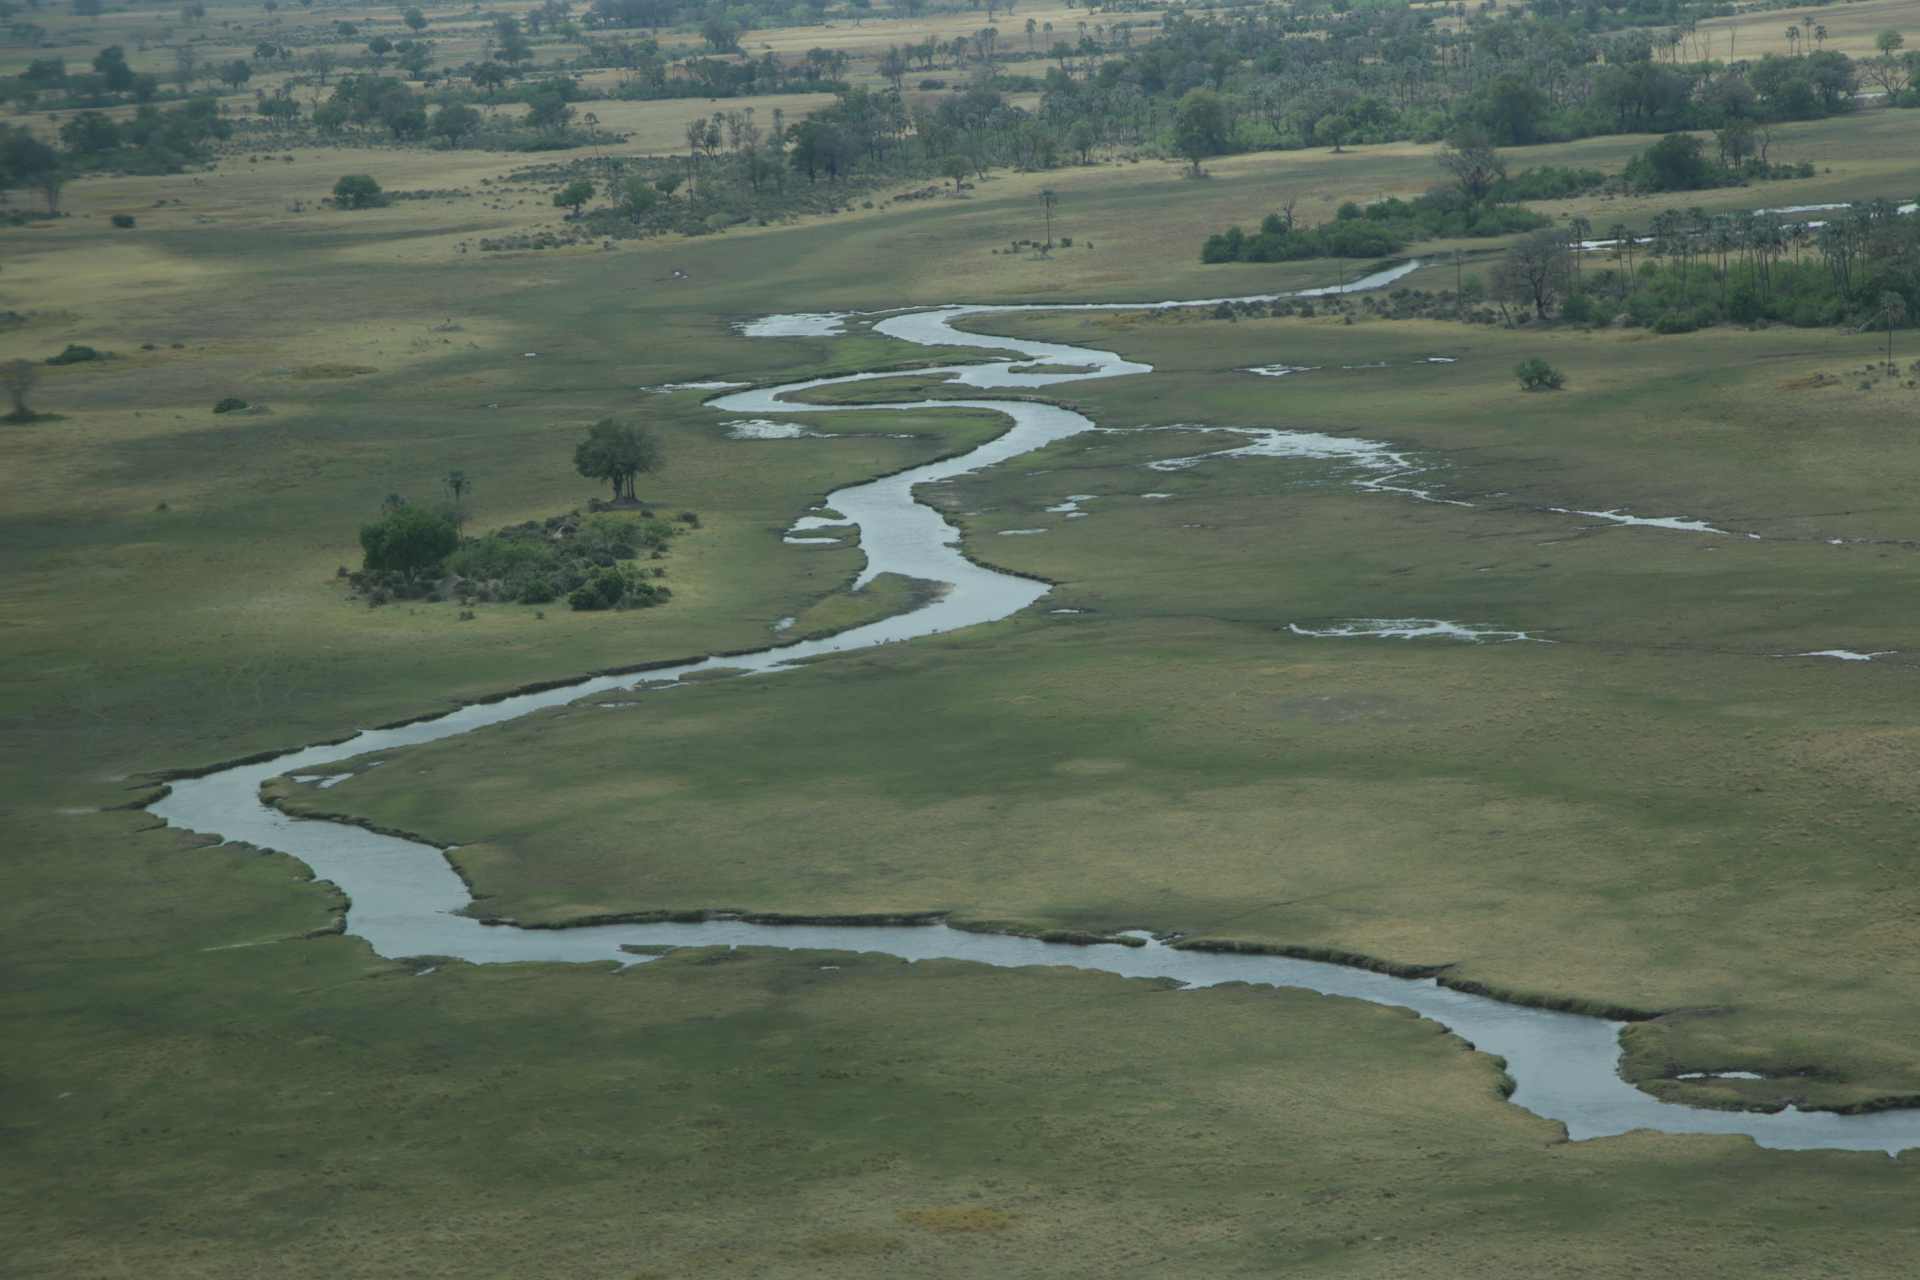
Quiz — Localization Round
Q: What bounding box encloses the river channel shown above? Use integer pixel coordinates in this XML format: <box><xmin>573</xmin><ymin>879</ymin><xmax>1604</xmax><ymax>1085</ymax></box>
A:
<box><xmin>150</xmin><ymin>268</ymin><xmax>1920</xmax><ymax>1155</ymax></box>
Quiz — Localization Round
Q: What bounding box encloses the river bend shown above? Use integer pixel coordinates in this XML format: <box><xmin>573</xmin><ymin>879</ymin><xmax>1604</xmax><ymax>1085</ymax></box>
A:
<box><xmin>150</xmin><ymin>270</ymin><xmax>1920</xmax><ymax>1155</ymax></box>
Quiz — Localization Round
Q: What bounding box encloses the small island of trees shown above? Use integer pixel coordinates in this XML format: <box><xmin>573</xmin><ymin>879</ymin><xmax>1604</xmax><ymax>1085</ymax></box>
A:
<box><xmin>348</xmin><ymin>420</ymin><xmax>692</xmax><ymax>611</ymax></box>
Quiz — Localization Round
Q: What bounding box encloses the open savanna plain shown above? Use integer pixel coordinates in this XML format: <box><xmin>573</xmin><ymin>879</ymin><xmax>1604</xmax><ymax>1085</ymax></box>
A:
<box><xmin>11</xmin><ymin>103</ymin><xmax>1920</xmax><ymax>1278</ymax></box>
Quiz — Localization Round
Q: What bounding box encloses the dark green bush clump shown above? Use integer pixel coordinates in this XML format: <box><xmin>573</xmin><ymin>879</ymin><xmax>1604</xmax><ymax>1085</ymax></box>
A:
<box><xmin>1202</xmin><ymin>215</ymin><xmax>1406</xmax><ymax>264</ymax></box>
<box><xmin>109</xmin><ymin>214</ymin><xmax>134</xmax><ymax>229</ymax></box>
<box><xmin>47</xmin><ymin>345</ymin><xmax>99</xmax><ymax>365</ymax></box>
<box><xmin>348</xmin><ymin>510</ymin><xmax>687</xmax><ymax>608</ymax></box>
<box><xmin>212</xmin><ymin>396</ymin><xmax>249</xmax><ymax>413</ymax></box>
<box><xmin>1514</xmin><ymin>357</ymin><xmax>1565</xmax><ymax>390</ymax></box>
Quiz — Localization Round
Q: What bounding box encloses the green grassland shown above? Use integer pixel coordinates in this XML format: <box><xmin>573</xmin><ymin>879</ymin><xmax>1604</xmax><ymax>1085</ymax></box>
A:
<box><xmin>13</xmin><ymin>101</ymin><xmax>1920</xmax><ymax>1278</ymax></box>
<box><xmin>288</xmin><ymin>314</ymin><xmax>1920</xmax><ymax>1116</ymax></box>
<box><xmin>8</xmin><ymin>814</ymin><xmax>1920</xmax><ymax>1280</ymax></box>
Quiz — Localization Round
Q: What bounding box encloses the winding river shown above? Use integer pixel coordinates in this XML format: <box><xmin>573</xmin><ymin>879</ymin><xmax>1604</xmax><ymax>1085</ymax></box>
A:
<box><xmin>150</xmin><ymin>268</ymin><xmax>1920</xmax><ymax>1155</ymax></box>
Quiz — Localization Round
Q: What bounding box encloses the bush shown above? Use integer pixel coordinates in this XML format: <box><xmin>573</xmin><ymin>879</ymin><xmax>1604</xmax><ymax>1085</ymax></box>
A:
<box><xmin>212</xmin><ymin>396</ymin><xmax>248</xmax><ymax>413</ymax></box>
<box><xmin>359</xmin><ymin>505</ymin><xmax>458</xmax><ymax>574</ymax></box>
<box><xmin>1559</xmin><ymin>293</ymin><xmax>1594</xmax><ymax>324</ymax></box>
<box><xmin>1651</xmin><ymin>312</ymin><xmax>1697</xmax><ymax>335</ymax></box>
<box><xmin>517</xmin><ymin>579</ymin><xmax>556</xmax><ymax>604</ymax></box>
<box><xmin>47</xmin><ymin>344</ymin><xmax>98</xmax><ymax>365</ymax></box>
<box><xmin>1513</xmin><ymin>357</ymin><xmax>1565</xmax><ymax>390</ymax></box>
<box><xmin>109</xmin><ymin>213</ymin><xmax>134</xmax><ymax>228</ymax></box>
<box><xmin>568</xmin><ymin>566</ymin><xmax>625</xmax><ymax>611</ymax></box>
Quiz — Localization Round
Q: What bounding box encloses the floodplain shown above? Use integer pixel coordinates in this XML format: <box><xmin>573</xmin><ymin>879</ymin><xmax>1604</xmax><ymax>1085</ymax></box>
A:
<box><xmin>9</xmin><ymin>3</ymin><xmax>1920</xmax><ymax>1276</ymax></box>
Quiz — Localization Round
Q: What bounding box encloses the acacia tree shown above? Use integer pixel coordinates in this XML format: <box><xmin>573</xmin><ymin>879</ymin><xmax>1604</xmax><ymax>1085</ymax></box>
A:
<box><xmin>573</xmin><ymin>419</ymin><xmax>662</xmax><ymax>503</ymax></box>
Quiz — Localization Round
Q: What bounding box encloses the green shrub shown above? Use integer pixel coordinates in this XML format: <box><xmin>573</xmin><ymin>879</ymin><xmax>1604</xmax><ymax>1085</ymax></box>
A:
<box><xmin>109</xmin><ymin>213</ymin><xmax>135</xmax><ymax>228</ymax></box>
<box><xmin>568</xmin><ymin>567</ymin><xmax>624</xmax><ymax>611</ymax></box>
<box><xmin>1513</xmin><ymin>357</ymin><xmax>1565</xmax><ymax>390</ymax></box>
<box><xmin>47</xmin><ymin>345</ymin><xmax>99</xmax><ymax>365</ymax></box>
<box><xmin>1652</xmin><ymin>312</ymin><xmax>1697</xmax><ymax>335</ymax></box>
<box><xmin>359</xmin><ymin>506</ymin><xmax>458</xmax><ymax>574</ymax></box>
<box><xmin>1559</xmin><ymin>293</ymin><xmax>1594</xmax><ymax>324</ymax></box>
<box><xmin>212</xmin><ymin>396</ymin><xmax>248</xmax><ymax>413</ymax></box>
<box><xmin>517</xmin><ymin>579</ymin><xmax>556</xmax><ymax>604</ymax></box>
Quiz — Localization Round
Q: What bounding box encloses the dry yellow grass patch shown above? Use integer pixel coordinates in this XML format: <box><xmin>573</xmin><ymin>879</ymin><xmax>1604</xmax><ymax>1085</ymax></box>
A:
<box><xmin>899</xmin><ymin>1207</ymin><xmax>1020</xmax><ymax>1234</ymax></box>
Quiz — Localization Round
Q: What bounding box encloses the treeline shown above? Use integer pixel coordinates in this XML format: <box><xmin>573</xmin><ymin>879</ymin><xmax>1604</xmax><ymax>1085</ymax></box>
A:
<box><xmin>1467</xmin><ymin>199</ymin><xmax>1920</xmax><ymax>334</ymax></box>
<box><xmin>0</xmin><ymin>97</ymin><xmax>230</xmax><ymax>205</ymax></box>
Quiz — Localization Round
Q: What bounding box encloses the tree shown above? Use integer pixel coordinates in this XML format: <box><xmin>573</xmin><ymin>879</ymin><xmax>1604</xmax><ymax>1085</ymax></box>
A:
<box><xmin>525</xmin><ymin>93</ymin><xmax>575</xmax><ymax>133</ymax></box>
<box><xmin>1875</xmin><ymin>28</ymin><xmax>1904</xmax><ymax>55</ymax></box>
<box><xmin>471</xmin><ymin>62</ymin><xmax>508</xmax><ymax>99</ymax></box>
<box><xmin>367</xmin><ymin>35</ymin><xmax>393</xmax><ymax>59</ymax></box>
<box><xmin>616</xmin><ymin>176</ymin><xmax>658</xmax><ymax>222</ymax></box>
<box><xmin>429</xmin><ymin>103</ymin><xmax>479</xmax><ymax>147</ymax></box>
<box><xmin>1513</xmin><ymin>356</ymin><xmax>1565</xmax><ymax>390</ymax></box>
<box><xmin>442</xmin><ymin>468</ymin><xmax>472</xmax><ymax>532</ymax></box>
<box><xmin>699</xmin><ymin>16</ymin><xmax>740</xmax><ymax>52</ymax></box>
<box><xmin>2</xmin><ymin>358</ymin><xmax>40</xmax><ymax>420</ymax></box>
<box><xmin>217</xmin><ymin>58</ymin><xmax>251</xmax><ymax>90</ymax></box>
<box><xmin>1437</xmin><ymin>124</ymin><xmax>1503</xmax><ymax>201</ymax></box>
<box><xmin>1174</xmin><ymin>87</ymin><xmax>1229</xmax><ymax>160</ymax></box>
<box><xmin>381</xmin><ymin>491</ymin><xmax>408</xmax><ymax>515</ymax></box>
<box><xmin>305</xmin><ymin>47</ymin><xmax>339</xmax><ymax>85</ymax></box>
<box><xmin>1878</xmin><ymin>291</ymin><xmax>1906</xmax><ymax>368</ymax></box>
<box><xmin>574</xmin><ymin>419</ymin><xmax>662</xmax><ymax>503</ymax></box>
<box><xmin>939</xmin><ymin>154</ymin><xmax>970</xmax><ymax>188</ymax></box>
<box><xmin>1038</xmin><ymin>187</ymin><xmax>1058</xmax><ymax>248</ymax></box>
<box><xmin>36</xmin><ymin>169</ymin><xmax>66</xmax><ymax>216</ymax></box>
<box><xmin>1715</xmin><ymin>117</ymin><xmax>1756</xmax><ymax>169</ymax></box>
<box><xmin>332</xmin><ymin>173</ymin><xmax>385</xmax><ymax>208</ymax></box>
<box><xmin>1313</xmin><ymin>111</ymin><xmax>1353</xmax><ymax>152</ymax></box>
<box><xmin>403</xmin><ymin>6</ymin><xmax>428</xmax><ymax>32</ymax></box>
<box><xmin>1626</xmin><ymin>133</ymin><xmax>1711</xmax><ymax>193</ymax></box>
<box><xmin>1067</xmin><ymin>118</ymin><xmax>1094</xmax><ymax>164</ymax></box>
<box><xmin>358</xmin><ymin>506</ymin><xmax>458</xmax><ymax>580</ymax></box>
<box><xmin>1491</xmin><ymin>228</ymin><xmax>1573</xmax><ymax>320</ymax></box>
<box><xmin>553</xmin><ymin>178</ymin><xmax>595</xmax><ymax>216</ymax></box>
<box><xmin>92</xmin><ymin>44</ymin><xmax>134</xmax><ymax>93</ymax></box>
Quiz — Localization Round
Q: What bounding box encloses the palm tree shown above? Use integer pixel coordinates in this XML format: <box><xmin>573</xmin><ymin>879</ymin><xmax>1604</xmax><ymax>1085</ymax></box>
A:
<box><xmin>1785</xmin><ymin>25</ymin><xmax>1799</xmax><ymax>54</ymax></box>
<box><xmin>1609</xmin><ymin>222</ymin><xmax>1634</xmax><ymax>291</ymax></box>
<box><xmin>1878</xmin><ymin>292</ymin><xmax>1906</xmax><ymax>370</ymax></box>
<box><xmin>442</xmin><ymin>468</ymin><xmax>472</xmax><ymax>533</ymax></box>
<box><xmin>1038</xmin><ymin>187</ymin><xmax>1059</xmax><ymax>249</ymax></box>
<box><xmin>1568</xmin><ymin>216</ymin><xmax>1592</xmax><ymax>289</ymax></box>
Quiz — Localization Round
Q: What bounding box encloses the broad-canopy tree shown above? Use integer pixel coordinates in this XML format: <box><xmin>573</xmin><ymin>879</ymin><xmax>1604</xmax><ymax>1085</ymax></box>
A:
<box><xmin>332</xmin><ymin>173</ymin><xmax>384</xmax><ymax>208</ymax></box>
<box><xmin>574</xmin><ymin>419</ymin><xmax>662</xmax><ymax>503</ymax></box>
<box><xmin>359</xmin><ymin>505</ymin><xmax>458</xmax><ymax>578</ymax></box>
